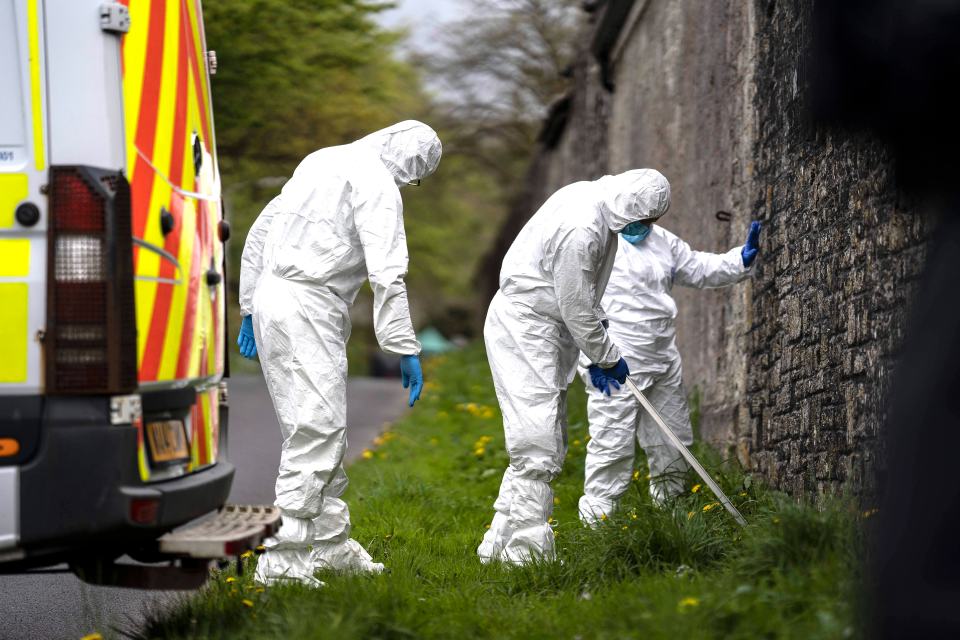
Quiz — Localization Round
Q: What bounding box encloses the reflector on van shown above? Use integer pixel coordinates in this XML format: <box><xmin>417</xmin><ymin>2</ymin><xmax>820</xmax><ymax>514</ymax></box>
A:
<box><xmin>46</xmin><ymin>166</ymin><xmax>136</xmax><ymax>394</ymax></box>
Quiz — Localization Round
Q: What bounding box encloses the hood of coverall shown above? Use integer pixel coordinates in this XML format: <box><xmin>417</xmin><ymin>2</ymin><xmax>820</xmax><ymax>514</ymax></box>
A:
<box><xmin>595</xmin><ymin>169</ymin><xmax>671</xmax><ymax>232</ymax></box>
<box><xmin>359</xmin><ymin>120</ymin><xmax>443</xmax><ymax>187</ymax></box>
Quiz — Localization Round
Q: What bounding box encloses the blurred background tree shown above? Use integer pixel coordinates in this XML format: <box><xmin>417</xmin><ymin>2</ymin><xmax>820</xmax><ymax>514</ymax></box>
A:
<box><xmin>207</xmin><ymin>0</ymin><xmax>580</xmax><ymax>373</ymax></box>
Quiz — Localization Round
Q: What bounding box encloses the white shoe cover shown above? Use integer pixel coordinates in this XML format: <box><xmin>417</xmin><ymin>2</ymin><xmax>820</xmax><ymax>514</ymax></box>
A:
<box><xmin>310</xmin><ymin>538</ymin><xmax>384</xmax><ymax>574</ymax></box>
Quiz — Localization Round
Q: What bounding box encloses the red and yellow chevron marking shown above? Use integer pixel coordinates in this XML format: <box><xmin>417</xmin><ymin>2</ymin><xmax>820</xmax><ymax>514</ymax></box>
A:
<box><xmin>121</xmin><ymin>0</ymin><xmax>224</xmax><ymax>477</ymax></box>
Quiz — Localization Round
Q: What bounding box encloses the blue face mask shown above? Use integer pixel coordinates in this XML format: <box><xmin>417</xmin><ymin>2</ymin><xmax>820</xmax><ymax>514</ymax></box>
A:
<box><xmin>621</xmin><ymin>221</ymin><xmax>651</xmax><ymax>245</ymax></box>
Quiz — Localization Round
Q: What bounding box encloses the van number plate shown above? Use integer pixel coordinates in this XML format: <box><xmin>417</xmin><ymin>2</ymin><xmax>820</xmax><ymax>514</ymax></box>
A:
<box><xmin>146</xmin><ymin>420</ymin><xmax>190</xmax><ymax>464</ymax></box>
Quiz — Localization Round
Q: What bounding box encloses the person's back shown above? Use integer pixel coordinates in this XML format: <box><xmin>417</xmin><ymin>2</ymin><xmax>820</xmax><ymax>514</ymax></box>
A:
<box><xmin>498</xmin><ymin>181</ymin><xmax>603</xmax><ymax>320</ymax></box>
<box><xmin>261</xmin><ymin>141</ymin><xmax>398</xmax><ymax>305</ymax></box>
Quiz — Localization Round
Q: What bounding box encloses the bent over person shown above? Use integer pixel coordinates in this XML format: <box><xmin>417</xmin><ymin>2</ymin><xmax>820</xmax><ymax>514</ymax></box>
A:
<box><xmin>577</xmin><ymin>214</ymin><xmax>761</xmax><ymax>524</ymax></box>
<box><xmin>237</xmin><ymin>121</ymin><xmax>442</xmax><ymax>584</ymax></box>
<box><xmin>478</xmin><ymin>169</ymin><xmax>671</xmax><ymax>565</ymax></box>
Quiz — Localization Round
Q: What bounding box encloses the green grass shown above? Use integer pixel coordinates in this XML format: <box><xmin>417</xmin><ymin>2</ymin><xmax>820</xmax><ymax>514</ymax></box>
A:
<box><xmin>138</xmin><ymin>344</ymin><xmax>864</xmax><ymax>640</ymax></box>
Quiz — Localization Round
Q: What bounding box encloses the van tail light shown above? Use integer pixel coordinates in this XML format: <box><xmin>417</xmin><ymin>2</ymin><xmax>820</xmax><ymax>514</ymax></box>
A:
<box><xmin>47</xmin><ymin>167</ymin><xmax>137</xmax><ymax>394</ymax></box>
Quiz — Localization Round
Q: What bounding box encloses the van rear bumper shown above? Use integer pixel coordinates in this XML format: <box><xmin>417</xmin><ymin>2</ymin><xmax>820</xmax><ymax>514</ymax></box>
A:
<box><xmin>3</xmin><ymin>395</ymin><xmax>233</xmax><ymax>566</ymax></box>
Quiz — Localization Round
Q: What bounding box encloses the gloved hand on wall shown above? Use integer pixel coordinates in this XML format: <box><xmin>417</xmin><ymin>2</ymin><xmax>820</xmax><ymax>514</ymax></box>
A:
<box><xmin>741</xmin><ymin>221</ymin><xmax>762</xmax><ymax>267</ymax></box>
<box><xmin>588</xmin><ymin>357</ymin><xmax>630</xmax><ymax>396</ymax></box>
<box><xmin>400</xmin><ymin>354</ymin><xmax>423</xmax><ymax>407</ymax></box>
<box><xmin>237</xmin><ymin>315</ymin><xmax>257</xmax><ymax>359</ymax></box>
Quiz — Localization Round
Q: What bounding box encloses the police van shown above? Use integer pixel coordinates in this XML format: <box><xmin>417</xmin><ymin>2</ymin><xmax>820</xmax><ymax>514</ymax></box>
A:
<box><xmin>0</xmin><ymin>0</ymin><xmax>276</xmax><ymax>588</ymax></box>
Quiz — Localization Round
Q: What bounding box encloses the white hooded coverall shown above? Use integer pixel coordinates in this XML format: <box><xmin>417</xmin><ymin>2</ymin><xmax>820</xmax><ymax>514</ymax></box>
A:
<box><xmin>238</xmin><ymin>121</ymin><xmax>442</xmax><ymax>584</ymax></box>
<box><xmin>577</xmin><ymin>226</ymin><xmax>751</xmax><ymax>523</ymax></box>
<box><xmin>478</xmin><ymin>169</ymin><xmax>671</xmax><ymax>565</ymax></box>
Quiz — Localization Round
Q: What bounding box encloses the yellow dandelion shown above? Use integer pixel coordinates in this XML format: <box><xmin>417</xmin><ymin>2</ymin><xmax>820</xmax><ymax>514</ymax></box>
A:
<box><xmin>678</xmin><ymin>596</ymin><xmax>700</xmax><ymax>610</ymax></box>
<box><xmin>773</xmin><ymin>516</ymin><xmax>781</xmax><ymax>524</ymax></box>
<box><xmin>691</xmin><ymin>484</ymin><xmax>702</xmax><ymax>493</ymax></box>
<box><xmin>256</xmin><ymin>587</ymin><xmax>265</xmax><ymax>593</ymax></box>
<box><xmin>572</xmin><ymin>439</ymin><xmax>581</xmax><ymax>446</ymax></box>
<box><xmin>622</xmin><ymin>525</ymin><xmax>628</xmax><ymax>530</ymax></box>
<box><xmin>862</xmin><ymin>508</ymin><xmax>879</xmax><ymax>519</ymax></box>
<box><xmin>242</xmin><ymin>599</ymin><xmax>254</xmax><ymax>608</ymax></box>
<box><xmin>702</xmin><ymin>502</ymin><xmax>719</xmax><ymax>512</ymax></box>
<box><xmin>474</xmin><ymin>448</ymin><xmax>486</xmax><ymax>457</ymax></box>
<box><xmin>553</xmin><ymin>497</ymin><xmax>561</xmax><ymax>505</ymax></box>
<box><xmin>687</xmin><ymin>511</ymin><xmax>695</xmax><ymax>520</ymax></box>
<box><xmin>632</xmin><ymin>470</ymin><xmax>640</xmax><ymax>481</ymax></box>
<box><xmin>225</xmin><ymin>576</ymin><xmax>237</xmax><ymax>583</ymax></box>
<box><xmin>739</xmin><ymin>492</ymin><xmax>748</xmax><ymax>497</ymax></box>
<box><xmin>485</xmin><ymin>523</ymin><xmax>491</xmax><ymax>529</ymax></box>
<box><xmin>256</xmin><ymin>545</ymin><xmax>266</xmax><ymax>553</ymax></box>
<box><xmin>600</xmin><ymin>514</ymin><xmax>608</xmax><ymax>521</ymax></box>
<box><xmin>80</xmin><ymin>634</ymin><xmax>103</xmax><ymax>640</ymax></box>
<box><xmin>362</xmin><ymin>449</ymin><xmax>374</xmax><ymax>460</ymax></box>
<box><xmin>547</xmin><ymin>517</ymin><xmax>556</xmax><ymax>525</ymax></box>
<box><xmin>630</xmin><ymin>512</ymin><xmax>638</xmax><ymax>520</ymax></box>
<box><xmin>240</xmin><ymin>551</ymin><xmax>254</xmax><ymax>559</ymax></box>
<box><xmin>372</xmin><ymin>436</ymin><xmax>385</xmax><ymax>447</ymax></box>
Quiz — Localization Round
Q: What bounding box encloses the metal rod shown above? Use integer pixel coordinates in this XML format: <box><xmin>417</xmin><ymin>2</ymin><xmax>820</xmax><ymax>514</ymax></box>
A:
<box><xmin>624</xmin><ymin>378</ymin><xmax>747</xmax><ymax>527</ymax></box>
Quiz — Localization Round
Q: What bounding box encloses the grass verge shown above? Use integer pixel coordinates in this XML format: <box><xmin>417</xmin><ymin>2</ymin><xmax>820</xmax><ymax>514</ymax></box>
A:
<box><xmin>139</xmin><ymin>343</ymin><xmax>864</xmax><ymax>639</ymax></box>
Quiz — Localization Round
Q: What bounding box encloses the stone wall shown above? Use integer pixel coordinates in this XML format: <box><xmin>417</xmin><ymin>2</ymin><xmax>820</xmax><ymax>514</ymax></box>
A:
<box><xmin>478</xmin><ymin>0</ymin><xmax>928</xmax><ymax>497</ymax></box>
<box><xmin>746</xmin><ymin>0</ymin><xmax>928</xmax><ymax>496</ymax></box>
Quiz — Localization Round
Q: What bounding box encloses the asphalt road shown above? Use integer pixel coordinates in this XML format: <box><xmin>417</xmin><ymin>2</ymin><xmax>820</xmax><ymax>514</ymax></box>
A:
<box><xmin>0</xmin><ymin>374</ymin><xmax>408</xmax><ymax>640</ymax></box>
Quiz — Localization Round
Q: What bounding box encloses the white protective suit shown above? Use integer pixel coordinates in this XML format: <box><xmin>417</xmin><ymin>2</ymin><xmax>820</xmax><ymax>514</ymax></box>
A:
<box><xmin>577</xmin><ymin>225</ymin><xmax>752</xmax><ymax>523</ymax></box>
<box><xmin>478</xmin><ymin>169</ymin><xmax>671</xmax><ymax>565</ymax></box>
<box><xmin>238</xmin><ymin>121</ymin><xmax>442</xmax><ymax>584</ymax></box>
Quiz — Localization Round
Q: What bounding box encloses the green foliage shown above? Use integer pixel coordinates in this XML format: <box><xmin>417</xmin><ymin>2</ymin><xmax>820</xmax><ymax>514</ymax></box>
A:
<box><xmin>141</xmin><ymin>344</ymin><xmax>863</xmax><ymax>640</ymax></box>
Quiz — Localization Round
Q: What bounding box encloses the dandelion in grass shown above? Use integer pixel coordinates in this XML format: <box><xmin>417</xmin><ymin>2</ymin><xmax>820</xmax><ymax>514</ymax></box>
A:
<box><xmin>554</xmin><ymin>496</ymin><xmax>560</xmax><ymax>505</ymax></box>
<box><xmin>691</xmin><ymin>483</ymin><xmax>702</xmax><ymax>493</ymax></box>
<box><xmin>242</xmin><ymin>599</ymin><xmax>254</xmax><ymax>608</ymax></box>
<box><xmin>632</xmin><ymin>470</ymin><xmax>640</xmax><ymax>481</ymax></box>
<box><xmin>362</xmin><ymin>449</ymin><xmax>374</xmax><ymax>460</ymax></box>
<box><xmin>702</xmin><ymin>502</ymin><xmax>719</xmax><ymax>512</ymax></box>
<box><xmin>572</xmin><ymin>439</ymin><xmax>581</xmax><ymax>446</ymax></box>
<box><xmin>678</xmin><ymin>597</ymin><xmax>700</xmax><ymax>611</ymax></box>
<box><xmin>226</xmin><ymin>576</ymin><xmax>237</xmax><ymax>583</ymax></box>
<box><xmin>372</xmin><ymin>436</ymin><xmax>385</xmax><ymax>447</ymax></box>
<box><xmin>687</xmin><ymin>511</ymin><xmax>695</xmax><ymax>520</ymax></box>
<box><xmin>622</xmin><ymin>525</ymin><xmax>628</xmax><ymax>530</ymax></box>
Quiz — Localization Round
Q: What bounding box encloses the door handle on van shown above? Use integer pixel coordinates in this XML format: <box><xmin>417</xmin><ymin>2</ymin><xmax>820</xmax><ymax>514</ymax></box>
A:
<box><xmin>133</xmin><ymin>237</ymin><xmax>183</xmax><ymax>285</ymax></box>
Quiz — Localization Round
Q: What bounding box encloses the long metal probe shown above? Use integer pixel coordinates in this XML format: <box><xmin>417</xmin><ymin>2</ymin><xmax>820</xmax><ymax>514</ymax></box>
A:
<box><xmin>623</xmin><ymin>378</ymin><xmax>747</xmax><ymax>527</ymax></box>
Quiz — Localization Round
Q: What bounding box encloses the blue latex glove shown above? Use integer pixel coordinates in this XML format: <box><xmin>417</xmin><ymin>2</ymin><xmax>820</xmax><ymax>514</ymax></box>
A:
<box><xmin>621</xmin><ymin>221</ymin><xmax>652</xmax><ymax>245</ymax></box>
<box><xmin>588</xmin><ymin>357</ymin><xmax>631</xmax><ymax>396</ymax></box>
<box><xmin>400</xmin><ymin>354</ymin><xmax>423</xmax><ymax>407</ymax></box>
<box><xmin>237</xmin><ymin>315</ymin><xmax>257</xmax><ymax>359</ymax></box>
<box><xmin>741</xmin><ymin>221</ymin><xmax>762</xmax><ymax>267</ymax></box>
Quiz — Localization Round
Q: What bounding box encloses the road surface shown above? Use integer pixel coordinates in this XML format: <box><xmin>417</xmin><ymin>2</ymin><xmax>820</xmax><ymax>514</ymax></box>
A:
<box><xmin>0</xmin><ymin>374</ymin><xmax>408</xmax><ymax>640</ymax></box>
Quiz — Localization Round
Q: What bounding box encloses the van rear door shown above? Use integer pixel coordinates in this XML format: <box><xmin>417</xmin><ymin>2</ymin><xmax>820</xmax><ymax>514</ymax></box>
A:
<box><xmin>0</xmin><ymin>0</ymin><xmax>48</xmax><ymax>397</ymax></box>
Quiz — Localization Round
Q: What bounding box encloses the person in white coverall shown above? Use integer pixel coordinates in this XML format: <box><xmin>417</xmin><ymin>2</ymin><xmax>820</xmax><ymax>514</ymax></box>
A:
<box><xmin>478</xmin><ymin>169</ymin><xmax>671</xmax><ymax>565</ymax></box>
<box><xmin>577</xmin><ymin>213</ymin><xmax>761</xmax><ymax>524</ymax></box>
<box><xmin>236</xmin><ymin>121</ymin><xmax>442</xmax><ymax>585</ymax></box>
